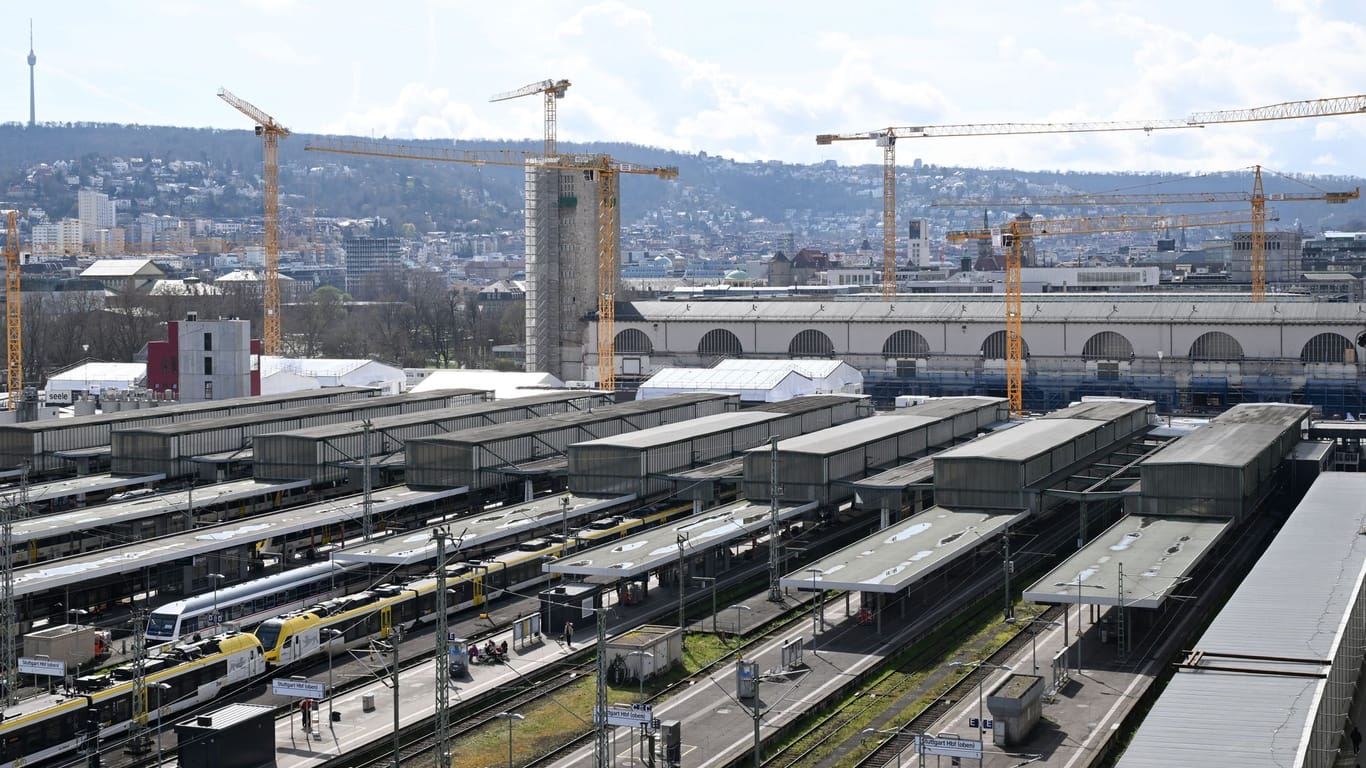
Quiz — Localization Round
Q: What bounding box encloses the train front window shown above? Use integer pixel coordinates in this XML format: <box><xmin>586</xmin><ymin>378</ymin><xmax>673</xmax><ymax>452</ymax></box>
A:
<box><xmin>255</xmin><ymin>620</ymin><xmax>283</xmax><ymax>651</ymax></box>
<box><xmin>146</xmin><ymin>613</ymin><xmax>178</xmax><ymax>638</ymax></box>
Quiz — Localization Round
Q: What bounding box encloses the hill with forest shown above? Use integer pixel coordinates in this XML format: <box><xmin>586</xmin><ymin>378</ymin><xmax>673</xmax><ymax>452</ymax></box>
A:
<box><xmin>2</xmin><ymin>122</ymin><xmax>1364</xmax><ymax>235</ymax></box>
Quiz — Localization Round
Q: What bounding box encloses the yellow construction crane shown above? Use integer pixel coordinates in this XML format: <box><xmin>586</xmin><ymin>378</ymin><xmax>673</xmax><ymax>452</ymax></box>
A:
<box><xmin>3</xmin><ymin>211</ymin><xmax>19</xmax><ymax>411</ymax></box>
<box><xmin>218</xmin><ymin>87</ymin><xmax>290</xmax><ymax>355</ymax></box>
<box><xmin>490</xmin><ymin>78</ymin><xmax>571</xmax><ymax>157</ymax></box>
<box><xmin>818</xmin><ymin>93</ymin><xmax>1366</xmax><ymax>301</ymax></box>
<box><xmin>946</xmin><ymin>209</ymin><xmax>1270</xmax><ymax>413</ymax></box>
<box><xmin>303</xmin><ymin>137</ymin><xmax>678</xmax><ymax>391</ymax></box>
<box><xmin>934</xmin><ymin>166</ymin><xmax>1359</xmax><ymax>301</ymax></box>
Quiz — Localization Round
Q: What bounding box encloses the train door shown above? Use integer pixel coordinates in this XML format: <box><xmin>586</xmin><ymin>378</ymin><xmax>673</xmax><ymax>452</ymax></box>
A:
<box><xmin>472</xmin><ymin>575</ymin><xmax>485</xmax><ymax>607</ymax></box>
<box><xmin>379</xmin><ymin>605</ymin><xmax>393</xmax><ymax>639</ymax></box>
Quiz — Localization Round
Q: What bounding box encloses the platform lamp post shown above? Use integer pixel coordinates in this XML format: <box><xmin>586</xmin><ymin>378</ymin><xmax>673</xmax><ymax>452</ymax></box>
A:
<box><xmin>1005</xmin><ymin>615</ymin><xmax>1062</xmax><ymax>674</ymax></box>
<box><xmin>948</xmin><ymin>660</ymin><xmax>1012</xmax><ymax>746</ymax></box>
<box><xmin>860</xmin><ymin>727</ymin><xmax>912</xmax><ymax>768</ymax></box>
<box><xmin>207</xmin><ymin>573</ymin><xmax>225</xmax><ymax>634</ymax></box>
<box><xmin>494</xmin><ymin>711</ymin><xmax>525</xmax><ymax>768</ymax></box>
<box><xmin>729</xmin><ymin>604</ymin><xmax>752</xmax><ymax>637</ymax></box>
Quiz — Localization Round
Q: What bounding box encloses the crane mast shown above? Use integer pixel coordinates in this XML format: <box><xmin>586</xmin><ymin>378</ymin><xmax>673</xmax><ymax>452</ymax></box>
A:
<box><xmin>218</xmin><ymin>88</ymin><xmax>290</xmax><ymax>355</ymax></box>
<box><xmin>490</xmin><ymin>78</ymin><xmax>571</xmax><ymax>158</ymax></box>
<box><xmin>4</xmin><ymin>212</ymin><xmax>19</xmax><ymax>411</ymax></box>
<box><xmin>305</xmin><ymin>138</ymin><xmax>677</xmax><ymax>391</ymax></box>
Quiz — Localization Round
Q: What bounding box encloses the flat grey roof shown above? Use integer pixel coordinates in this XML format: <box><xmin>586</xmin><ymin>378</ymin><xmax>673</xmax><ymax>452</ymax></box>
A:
<box><xmin>112</xmin><ymin>389</ymin><xmax>481</xmax><ymax>436</ymax></box>
<box><xmin>780</xmin><ymin>507</ymin><xmax>1024</xmax><ymax>593</ymax></box>
<box><xmin>895</xmin><ymin>395</ymin><xmax>1006</xmax><ymax>418</ymax></box>
<box><xmin>572</xmin><ymin>411</ymin><xmax>778</xmax><ymax>449</ymax></box>
<box><xmin>745</xmin><ymin>414</ymin><xmax>938</xmax><ymax>456</ymax></box>
<box><xmin>934</xmin><ymin>418</ymin><xmax>1102</xmax><ymax>463</ymax></box>
<box><xmin>1022</xmin><ymin>515</ymin><xmax>1232</xmax><ymax>608</ymax></box>
<box><xmin>545</xmin><ymin>498</ymin><xmax>817</xmax><ymax>578</ymax></box>
<box><xmin>333</xmin><ymin>493</ymin><xmax>636</xmax><ymax>565</ymax></box>
<box><xmin>1140</xmin><ymin>422</ymin><xmax>1291</xmax><ymax>467</ymax></box>
<box><xmin>12</xmin><ymin>485</ymin><xmax>464</xmax><ymax>597</ymax></box>
<box><xmin>0</xmin><ymin>387</ymin><xmax>378</xmax><ymax>433</ymax></box>
<box><xmin>12</xmin><ymin>478</ymin><xmax>311</xmax><ymax>540</ymax></box>
<box><xmin>850</xmin><ymin>456</ymin><xmax>936</xmax><ymax>491</ymax></box>
<box><xmin>754</xmin><ymin>394</ymin><xmax>869</xmax><ymax>414</ymax></box>
<box><xmin>412</xmin><ymin>392</ymin><xmax>734</xmax><ymax>446</ymax></box>
<box><xmin>1040</xmin><ymin>399</ymin><xmax>1153</xmax><ymax>422</ymax></box>
<box><xmin>11</xmin><ymin>472</ymin><xmax>167</xmax><ymax>505</ymax></box>
<box><xmin>1213</xmin><ymin>402</ymin><xmax>1311</xmax><ymax>429</ymax></box>
<box><xmin>1117</xmin><ymin>472</ymin><xmax>1366</xmax><ymax>768</ymax></box>
<box><xmin>665</xmin><ymin>456</ymin><xmax>746</xmax><ymax>481</ymax></box>
<box><xmin>258</xmin><ymin>391</ymin><xmax>597</xmax><ymax>440</ymax></box>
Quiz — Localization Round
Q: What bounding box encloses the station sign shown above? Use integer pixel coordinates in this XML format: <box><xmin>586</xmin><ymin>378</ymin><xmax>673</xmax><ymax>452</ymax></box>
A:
<box><xmin>272</xmin><ymin>678</ymin><xmax>325</xmax><ymax>698</ymax></box>
<box><xmin>595</xmin><ymin>703</ymin><xmax>654</xmax><ymax>728</ymax></box>
<box><xmin>18</xmin><ymin>657</ymin><xmax>65</xmax><ymax>677</ymax></box>
<box><xmin>919</xmin><ymin>735</ymin><xmax>982</xmax><ymax>760</ymax></box>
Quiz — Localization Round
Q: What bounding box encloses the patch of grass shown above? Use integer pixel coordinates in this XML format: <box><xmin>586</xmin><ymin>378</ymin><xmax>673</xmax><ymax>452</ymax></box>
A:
<box><xmin>448</xmin><ymin>634</ymin><xmax>735</xmax><ymax>768</ymax></box>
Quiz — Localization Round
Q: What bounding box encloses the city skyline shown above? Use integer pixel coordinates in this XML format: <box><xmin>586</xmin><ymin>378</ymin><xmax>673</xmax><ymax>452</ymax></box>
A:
<box><xmin>4</xmin><ymin>1</ymin><xmax>1366</xmax><ymax>175</ymax></box>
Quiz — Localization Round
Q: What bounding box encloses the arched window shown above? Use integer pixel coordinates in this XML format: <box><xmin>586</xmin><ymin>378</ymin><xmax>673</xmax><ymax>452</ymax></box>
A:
<box><xmin>1189</xmin><ymin>331</ymin><xmax>1244</xmax><ymax>361</ymax></box>
<box><xmin>1300</xmin><ymin>332</ymin><xmax>1355</xmax><ymax>363</ymax></box>
<box><xmin>1081</xmin><ymin>331</ymin><xmax>1134</xmax><ymax>361</ymax></box>
<box><xmin>789</xmin><ymin>329</ymin><xmax>835</xmax><ymax>357</ymax></box>
<box><xmin>615</xmin><ymin>328</ymin><xmax>653</xmax><ymax>355</ymax></box>
<box><xmin>698</xmin><ymin>329</ymin><xmax>743</xmax><ymax>358</ymax></box>
<box><xmin>882</xmin><ymin>330</ymin><xmax>930</xmax><ymax>357</ymax></box>
<box><xmin>982</xmin><ymin>330</ymin><xmax>1030</xmax><ymax>360</ymax></box>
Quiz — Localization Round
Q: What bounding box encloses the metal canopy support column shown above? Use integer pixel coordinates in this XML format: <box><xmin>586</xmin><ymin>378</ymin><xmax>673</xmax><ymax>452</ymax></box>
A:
<box><xmin>767</xmin><ymin>437</ymin><xmax>783</xmax><ymax>603</ymax></box>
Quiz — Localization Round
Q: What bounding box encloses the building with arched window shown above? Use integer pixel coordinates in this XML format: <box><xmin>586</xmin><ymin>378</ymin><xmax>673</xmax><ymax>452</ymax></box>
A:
<box><xmin>581</xmin><ymin>293</ymin><xmax>1366</xmax><ymax>416</ymax></box>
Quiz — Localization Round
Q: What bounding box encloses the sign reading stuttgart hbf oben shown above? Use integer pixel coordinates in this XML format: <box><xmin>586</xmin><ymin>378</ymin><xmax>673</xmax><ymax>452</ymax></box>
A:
<box><xmin>271</xmin><ymin>678</ymin><xmax>325</xmax><ymax>698</ymax></box>
<box><xmin>918</xmin><ymin>735</ymin><xmax>983</xmax><ymax>760</ymax></box>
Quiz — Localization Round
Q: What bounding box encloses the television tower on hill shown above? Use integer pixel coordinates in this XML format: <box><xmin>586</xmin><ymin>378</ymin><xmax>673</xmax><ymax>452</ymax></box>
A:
<box><xmin>27</xmin><ymin>21</ymin><xmax>36</xmax><ymax>127</ymax></box>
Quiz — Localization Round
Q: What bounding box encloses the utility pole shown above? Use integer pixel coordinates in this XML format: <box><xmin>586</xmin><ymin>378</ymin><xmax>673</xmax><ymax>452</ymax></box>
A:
<box><xmin>1002</xmin><ymin>530</ymin><xmax>1014</xmax><ymax>621</ymax></box>
<box><xmin>676</xmin><ymin>533</ymin><xmax>688</xmax><ymax>631</ymax></box>
<box><xmin>0</xmin><ymin>465</ymin><xmax>29</xmax><ymax>707</ymax></box>
<box><xmin>125</xmin><ymin>609</ymin><xmax>151</xmax><ymax>755</ymax></box>
<box><xmin>767</xmin><ymin>437</ymin><xmax>783</xmax><ymax>603</ymax></box>
<box><xmin>390</xmin><ymin>626</ymin><xmax>402</xmax><ymax>768</ymax></box>
<box><xmin>432</xmin><ymin>528</ymin><xmax>452</xmax><ymax>768</ymax></box>
<box><xmin>362</xmin><ymin>420</ymin><xmax>374</xmax><ymax>541</ymax></box>
<box><xmin>561</xmin><ymin>495</ymin><xmax>571</xmax><ymax>542</ymax></box>
<box><xmin>594</xmin><ymin>605</ymin><xmax>610</xmax><ymax>768</ymax></box>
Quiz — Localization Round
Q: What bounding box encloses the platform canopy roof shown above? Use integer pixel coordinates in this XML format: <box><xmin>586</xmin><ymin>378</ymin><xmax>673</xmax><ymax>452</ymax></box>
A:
<box><xmin>779</xmin><ymin>507</ymin><xmax>1024</xmax><ymax>593</ymax></box>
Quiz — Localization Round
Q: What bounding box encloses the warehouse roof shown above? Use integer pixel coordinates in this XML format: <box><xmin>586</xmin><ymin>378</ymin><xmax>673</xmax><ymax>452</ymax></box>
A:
<box><xmin>112</xmin><ymin>390</ymin><xmax>480</xmax><ymax>436</ymax></box>
<box><xmin>1117</xmin><ymin>473</ymin><xmax>1366</xmax><ymax>768</ymax></box>
<box><xmin>897</xmin><ymin>396</ymin><xmax>1007</xmax><ymax>419</ymax></box>
<box><xmin>411</xmin><ymin>393</ymin><xmax>735</xmax><ymax>445</ymax></box>
<box><xmin>80</xmin><ymin>258</ymin><xmax>164</xmax><ymax>279</ymax></box>
<box><xmin>1140</xmin><ymin>422</ymin><xmax>1293</xmax><ymax>467</ymax></box>
<box><xmin>16</xmin><ymin>472</ymin><xmax>166</xmax><ymax>505</ymax></box>
<box><xmin>573</xmin><ymin>411</ymin><xmax>778</xmax><ymax>450</ymax></box>
<box><xmin>781</xmin><ymin>507</ymin><xmax>1024</xmax><ymax>593</ymax></box>
<box><xmin>747</xmin><ymin>414</ymin><xmax>938</xmax><ymax>456</ymax></box>
<box><xmin>1040</xmin><ymin>399</ymin><xmax>1153</xmax><ymax>423</ymax></box>
<box><xmin>1023</xmin><ymin>515</ymin><xmax>1231</xmax><ymax>608</ymax></box>
<box><xmin>257</xmin><ymin>391</ymin><xmax>595</xmax><ymax>441</ymax></box>
<box><xmin>934</xmin><ymin>419</ymin><xmax>1101</xmax><ymax>463</ymax></box>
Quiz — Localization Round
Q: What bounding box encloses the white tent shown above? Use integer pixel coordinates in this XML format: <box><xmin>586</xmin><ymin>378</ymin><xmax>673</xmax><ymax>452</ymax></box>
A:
<box><xmin>712</xmin><ymin>358</ymin><xmax>863</xmax><ymax>394</ymax></box>
<box><xmin>635</xmin><ymin>367</ymin><xmax>814</xmax><ymax>403</ymax></box>
<box><xmin>409</xmin><ymin>369</ymin><xmax>567</xmax><ymax>400</ymax></box>
<box><xmin>44</xmin><ymin>362</ymin><xmax>147</xmax><ymax>404</ymax></box>
<box><xmin>260</xmin><ymin>357</ymin><xmax>405</xmax><ymax>395</ymax></box>
<box><xmin>259</xmin><ymin>368</ymin><xmax>322</xmax><ymax>396</ymax></box>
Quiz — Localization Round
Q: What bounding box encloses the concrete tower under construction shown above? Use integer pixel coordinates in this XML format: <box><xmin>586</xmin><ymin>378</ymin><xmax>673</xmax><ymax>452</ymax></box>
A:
<box><xmin>523</xmin><ymin>160</ymin><xmax>610</xmax><ymax>383</ymax></box>
<box><xmin>27</xmin><ymin>21</ymin><xmax>36</xmax><ymax>128</ymax></box>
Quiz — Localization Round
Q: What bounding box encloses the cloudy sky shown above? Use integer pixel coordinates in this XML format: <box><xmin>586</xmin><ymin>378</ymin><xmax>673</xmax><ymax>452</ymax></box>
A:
<box><xmin>7</xmin><ymin>0</ymin><xmax>1366</xmax><ymax>174</ymax></box>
